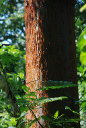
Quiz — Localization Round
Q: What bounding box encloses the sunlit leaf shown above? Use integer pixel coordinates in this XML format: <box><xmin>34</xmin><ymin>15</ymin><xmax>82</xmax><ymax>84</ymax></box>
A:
<box><xmin>54</xmin><ymin>111</ymin><xmax>59</xmax><ymax>119</ymax></box>
<box><xmin>78</xmin><ymin>28</ymin><xmax>86</xmax><ymax>51</ymax></box>
<box><xmin>80</xmin><ymin>4</ymin><xmax>86</xmax><ymax>12</ymax></box>
<box><xmin>10</xmin><ymin>118</ymin><xmax>17</xmax><ymax>126</ymax></box>
<box><xmin>35</xmin><ymin>97</ymin><xmax>68</xmax><ymax>105</ymax></box>
<box><xmin>80</xmin><ymin>52</ymin><xmax>86</xmax><ymax>65</ymax></box>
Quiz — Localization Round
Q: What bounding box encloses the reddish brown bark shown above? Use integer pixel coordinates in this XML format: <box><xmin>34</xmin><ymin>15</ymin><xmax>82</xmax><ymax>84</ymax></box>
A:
<box><xmin>25</xmin><ymin>0</ymin><xmax>48</xmax><ymax>127</ymax></box>
<box><xmin>25</xmin><ymin>0</ymin><xmax>80</xmax><ymax>128</ymax></box>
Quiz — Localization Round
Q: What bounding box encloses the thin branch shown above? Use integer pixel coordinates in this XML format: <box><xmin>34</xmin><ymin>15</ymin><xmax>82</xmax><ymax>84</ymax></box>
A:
<box><xmin>28</xmin><ymin>106</ymin><xmax>45</xmax><ymax>128</ymax></box>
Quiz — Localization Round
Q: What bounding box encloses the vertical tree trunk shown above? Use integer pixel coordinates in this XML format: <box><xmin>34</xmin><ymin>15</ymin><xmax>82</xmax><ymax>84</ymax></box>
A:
<box><xmin>25</xmin><ymin>0</ymin><xmax>48</xmax><ymax>127</ymax></box>
<box><xmin>25</xmin><ymin>0</ymin><xmax>80</xmax><ymax>127</ymax></box>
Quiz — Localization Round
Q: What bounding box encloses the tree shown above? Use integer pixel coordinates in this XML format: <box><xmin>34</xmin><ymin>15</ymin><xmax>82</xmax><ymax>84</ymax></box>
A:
<box><xmin>25</xmin><ymin>0</ymin><xmax>80</xmax><ymax>127</ymax></box>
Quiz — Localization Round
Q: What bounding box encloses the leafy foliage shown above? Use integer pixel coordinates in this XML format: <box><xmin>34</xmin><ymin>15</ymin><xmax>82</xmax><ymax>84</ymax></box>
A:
<box><xmin>76</xmin><ymin>0</ymin><xmax>86</xmax><ymax>127</ymax></box>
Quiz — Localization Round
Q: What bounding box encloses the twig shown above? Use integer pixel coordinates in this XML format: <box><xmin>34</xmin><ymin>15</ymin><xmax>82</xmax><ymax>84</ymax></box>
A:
<box><xmin>28</xmin><ymin>106</ymin><xmax>45</xmax><ymax>128</ymax></box>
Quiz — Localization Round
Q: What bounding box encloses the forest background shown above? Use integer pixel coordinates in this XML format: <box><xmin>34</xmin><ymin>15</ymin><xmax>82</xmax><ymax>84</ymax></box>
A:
<box><xmin>0</xmin><ymin>0</ymin><xmax>86</xmax><ymax>128</ymax></box>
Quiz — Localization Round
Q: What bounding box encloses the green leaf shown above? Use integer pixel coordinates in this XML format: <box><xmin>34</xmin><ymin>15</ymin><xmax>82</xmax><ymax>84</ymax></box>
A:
<box><xmin>38</xmin><ymin>81</ymin><xmax>77</xmax><ymax>91</ymax></box>
<box><xmin>10</xmin><ymin>118</ymin><xmax>17</xmax><ymax>126</ymax></box>
<box><xmin>65</xmin><ymin>106</ymin><xmax>79</xmax><ymax>115</ymax></box>
<box><xmin>23</xmin><ymin>92</ymin><xmax>36</xmax><ymax>98</ymax></box>
<box><xmin>35</xmin><ymin>97</ymin><xmax>68</xmax><ymax>105</ymax></box>
<box><xmin>22</xmin><ymin>86</ymin><xmax>30</xmax><ymax>93</ymax></box>
<box><xmin>54</xmin><ymin>111</ymin><xmax>59</xmax><ymax>119</ymax></box>
<box><xmin>80</xmin><ymin>4</ymin><xmax>86</xmax><ymax>12</ymax></box>
<box><xmin>78</xmin><ymin>28</ymin><xmax>86</xmax><ymax>51</ymax></box>
<box><xmin>80</xmin><ymin>52</ymin><xmax>86</xmax><ymax>65</ymax></box>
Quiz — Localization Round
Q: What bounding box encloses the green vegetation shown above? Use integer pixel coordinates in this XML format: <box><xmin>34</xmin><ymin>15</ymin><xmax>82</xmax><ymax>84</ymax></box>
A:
<box><xmin>0</xmin><ymin>0</ymin><xmax>86</xmax><ymax>127</ymax></box>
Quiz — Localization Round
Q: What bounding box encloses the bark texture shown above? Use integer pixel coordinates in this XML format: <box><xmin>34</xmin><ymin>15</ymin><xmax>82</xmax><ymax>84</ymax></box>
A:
<box><xmin>25</xmin><ymin>0</ymin><xmax>80</xmax><ymax>127</ymax></box>
<box><xmin>25</xmin><ymin>0</ymin><xmax>48</xmax><ymax>127</ymax></box>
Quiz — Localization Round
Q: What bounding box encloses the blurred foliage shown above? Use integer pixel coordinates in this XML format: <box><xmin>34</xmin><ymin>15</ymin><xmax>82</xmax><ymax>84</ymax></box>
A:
<box><xmin>0</xmin><ymin>0</ymin><xmax>25</xmax><ymax>49</ymax></box>
<box><xmin>0</xmin><ymin>0</ymin><xmax>26</xmax><ymax>127</ymax></box>
<box><xmin>0</xmin><ymin>0</ymin><xmax>86</xmax><ymax>127</ymax></box>
<box><xmin>0</xmin><ymin>45</ymin><xmax>26</xmax><ymax>127</ymax></box>
<box><xmin>76</xmin><ymin>0</ymin><xmax>86</xmax><ymax>128</ymax></box>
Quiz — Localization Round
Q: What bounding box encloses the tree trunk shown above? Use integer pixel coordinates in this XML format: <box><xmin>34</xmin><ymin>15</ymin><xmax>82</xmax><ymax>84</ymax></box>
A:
<box><xmin>25</xmin><ymin>0</ymin><xmax>80</xmax><ymax>127</ymax></box>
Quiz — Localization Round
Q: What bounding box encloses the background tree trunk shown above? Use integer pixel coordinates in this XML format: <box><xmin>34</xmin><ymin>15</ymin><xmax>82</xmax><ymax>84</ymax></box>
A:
<box><xmin>25</xmin><ymin>0</ymin><xmax>80</xmax><ymax>127</ymax></box>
